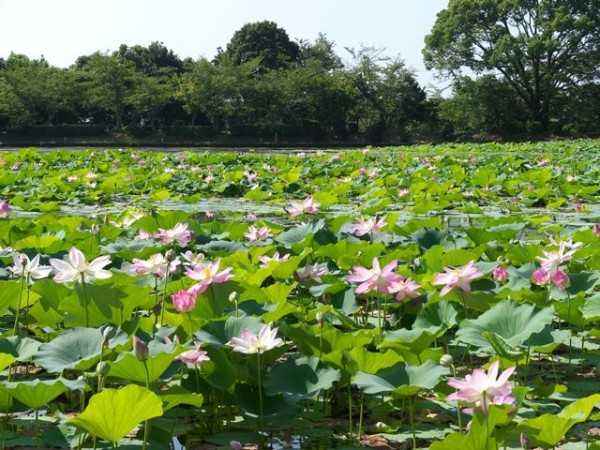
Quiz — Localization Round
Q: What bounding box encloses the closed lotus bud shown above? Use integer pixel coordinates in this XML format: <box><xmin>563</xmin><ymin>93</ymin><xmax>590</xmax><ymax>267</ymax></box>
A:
<box><xmin>97</xmin><ymin>361</ymin><xmax>111</xmax><ymax>376</ymax></box>
<box><xmin>101</xmin><ymin>324</ymin><xmax>117</xmax><ymax>342</ymax></box>
<box><xmin>440</xmin><ymin>354</ymin><xmax>454</xmax><ymax>367</ymax></box>
<box><xmin>152</xmin><ymin>302</ymin><xmax>162</xmax><ymax>316</ymax></box>
<box><xmin>520</xmin><ymin>432</ymin><xmax>529</xmax><ymax>450</ymax></box>
<box><xmin>229</xmin><ymin>441</ymin><xmax>243</xmax><ymax>450</ymax></box>
<box><xmin>133</xmin><ymin>336</ymin><xmax>149</xmax><ymax>361</ymax></box>
<box><xmin>228</xmin><ymin>291</ymin><xmax>238</xmax><ymax>303</ymax></box>
<box><xmin>550</xmin><ymin>269</ymin><xmax>570</xmax><ymax>291</ymax></box>
<box><xmin>316</xmin><ymin>312</ymin><xmax>325</xmax><ymax>324</ymax></box>
<box><xmin>165</xmin><ymin>249</ymin><xmax>176</xmax><ymax>261</ymax></box>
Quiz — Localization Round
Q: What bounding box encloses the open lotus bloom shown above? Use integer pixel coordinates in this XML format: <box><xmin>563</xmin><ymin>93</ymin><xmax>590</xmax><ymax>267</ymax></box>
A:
<box><xmin>9</xmin><ymin>253</ymin><xmax>52</xmax><ymax>282</ymax></box>
<box><xmin>228</xmin><ymin>323</ymin><xmax>284</xmax><ymax>354</ymax></box>
<box><xmin>348</xmin><ymin>257</ymin><xmax>402</xmax><ymax>295</ymax></box>
<box><xmin>185</xmin><ymin>259</ymin><xmax>233</xmax><ymax>295</ymax></box>
<box><xmin>286</xmin><ymin>196</ymin><xmax>320</xmax><ymax>217</ymax></box>
<box><xmin>447</xmin><ymin>360</ymin><xmax>515</xmax><ymax>414</ymax></box>
<box><xmin>50</xmin><ymin>247</ymin><xmax>112</xmax><ymax>284</ymax></box>
<box><xmin>432</xmin><ymin>260</ymin><xmax>483</xmax><ymax>296</ymax></box>
<box><xmin>154</xmin><ymin>222</ymin><xmax>192</xmax><ymax>245</ymax></box>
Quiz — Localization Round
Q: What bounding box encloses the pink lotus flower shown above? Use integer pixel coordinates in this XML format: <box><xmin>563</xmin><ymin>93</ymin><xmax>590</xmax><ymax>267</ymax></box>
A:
<box><xmin>128</xmin><ymin>253</ymin><xmax>181</xmax><ymax>279</ymax></box>
<box><xmin>593</xmin><ymin>223</ymin><xmax>600</xmax><ymax>237</ymax></box>
<box><xmin>185</xmin><ymin>259</ymin><xmax>233</xmax><ymax>295</ymax></box>
<box><xmin>154</xmin><ymin>223</ymin><xmax>192</xmax><ymax>246</ymax></box>
<box><xmin>431</xmin><ymin>260</ymin><xmax>483</xmax><ymax>297</ymax></box>
<box><xmin>50</xmin><ymin>247</ymin><xmax>112</xmax><ymax>284</ymax></box>
<box><xmin>177</xmin><ymin>347</ymin><xmax>210</xmax><ymax>365</ymax></box>
<box><xmin>258</xmin><ymin>252</ymin><xmax>291</xmax><ymax>268</ymax></box>
<box><xmin>180</xmin><ymin>251</ymin><xmax>206</xmax><ymax>269</ymax></box>
<box><xmin>296</xmin><ymin>264</ymin><xmax>327</xmax><ymax>283</ymax></box>
<box><xmin>244</xmin><ymin>225</ymin><xmax>273</xmax><ymax>242</ymax></box>
<box><xmin>447</xmin><ymin>360</ymin><xmax>515</xmax><ymax>414</ymax></box>
<box><xmin>532</xmin><ymin>268</ymin><xmax>550</xmax><ymax>286</ymax></box>
<box><xmin>0</xmin><ymin>200</ymin><xmax>11</xmax><ymax>218</ymax></box>
<box><xmin>392</xmin><ymin>278</ymin><xmax>422</xmax><ymax>301</ymax></box>
<box><xmin>536</xmin><ymin>239</ymin><xmax>581</xmax><ymax>272</ymax></box>
<box><xmin>348</xmin><ymin>257</ymin><xmax>403</xmax><ymax>295</ymax></box>
<box><xmin>550</xmin><ymin>269</ymin><xmax>570</xmax><ymax>290</ymax></box>
<box><xmin>286</xmin><ymin>196</ymin><xmax>320</xmax><ymax>218</ymax></box>
<box><xmin>228</xmin><ymin>323</ymin><xmax>284</xmax><ymax>354</ymax></box>
<box><xmin>492</xmin><ymin>266</ymin><xmax>509</xmax><ymax>282</ymax></box>
<box><xmin>351</xmin><ymin>216</ymin><xmax>387</xmax><ymax>237</ymax></box>
<box><xmin>171</xmin><ymin>289</ymin><xmax>197</xmax><ymax>313</ymax></box>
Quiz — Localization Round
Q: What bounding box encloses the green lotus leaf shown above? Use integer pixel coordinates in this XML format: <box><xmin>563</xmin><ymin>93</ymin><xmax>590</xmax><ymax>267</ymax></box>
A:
<box><xmin>456</xmin><ymin>299</ymin><xmax>554</xmax><ymax>351</ymax></box>
<box><xmin>265</xmin><ymin>355</ymin><xmax>340</xmax><ymax>398</ymax></box>
<box><xmin>3</xmin><ymin>377</ymin><xmax>83</xmax><ymax>410</ymax></box>
<box><xmin>69</xmin><ymin>385</ymin><xmax>163</xmax><ymax>443</ymax></box>
<box><xmin>353</xmin><ymin>360</ymin><xmax>449</xmax><ymax>396</ymax></box>
<box><xmin>108</xmin><ymin>344</ymin><xmax>177</xmax><ymax>384</ymax></box>
<box><xmin>158</xmin><ymin>386</ymin><xmax>203</xmax><ymax>411</ymax></box>
<box><xmin>517</xmin><ymin>394</ymin><xmax>600</xmax><ymax>448</ymax></box>
<box><xmin>34</xmin><ymin>327</ymin><xmax>128</xmax><ymax>373</ymax></box>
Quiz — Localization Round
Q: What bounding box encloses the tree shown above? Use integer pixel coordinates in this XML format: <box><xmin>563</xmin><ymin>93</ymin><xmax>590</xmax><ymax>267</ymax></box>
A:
<box><xmin>437</xmin><ymin>75</ymin><xmax>529</xmax><ymax>136</ymax></box>
<box><xmin>116</xmin><ymin>42</ymin><xmax>184</xmax><ymax>76</ymax></box>
<box><xmin>0</xmin><ymin>54</ymin><xmax>81</xmax><ymax>127</ymax></box>
<box><xmin>423</xmin><ymin>0</ymin><xmax>600</xmax><ymax>128</ymax></box>
<box><xmin>346</xmin><ymin>47</ymin><xmax>427</xmax><ymax>140</ymax></box>
<box><xmin>215</xmin><ymin>21</ymin><xmax>301</xmax><ymax>71</ymax></box>
<box><xmin>78</xmin><ymin>52</ymin><xmax>138</xmax><ymax>130</ymax></box>
<box><xmin>300</xmin><ymin>33</ymin><xmax>343</xmax><ymax>71</ymax></box>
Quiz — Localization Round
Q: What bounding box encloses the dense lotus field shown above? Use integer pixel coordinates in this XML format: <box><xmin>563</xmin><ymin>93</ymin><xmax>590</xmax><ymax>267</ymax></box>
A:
<box><xmin>0</xmin><ymin>141</ymin><xmax>598</xmax><ymax>449</ymax></box>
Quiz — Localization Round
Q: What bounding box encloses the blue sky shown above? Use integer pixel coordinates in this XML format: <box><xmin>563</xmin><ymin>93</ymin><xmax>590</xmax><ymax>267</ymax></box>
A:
<box><xmin>0</xmin><ymin>0</ymin><xmax>449</xmax><ymax>90</ymax></box>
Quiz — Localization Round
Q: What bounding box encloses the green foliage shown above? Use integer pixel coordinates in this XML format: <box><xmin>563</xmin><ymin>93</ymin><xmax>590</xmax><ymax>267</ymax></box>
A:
<box><xmin>68</xmin><ymin>385</ymin><xmax>163</xmax><ymax>443</ymax></box>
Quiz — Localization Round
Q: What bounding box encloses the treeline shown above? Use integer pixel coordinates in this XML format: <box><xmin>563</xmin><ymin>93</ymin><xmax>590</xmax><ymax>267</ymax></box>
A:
<box><xmin>1</xmin><ymin>19</ymin><xmax>600</xmax><ymax>143</ymax></box>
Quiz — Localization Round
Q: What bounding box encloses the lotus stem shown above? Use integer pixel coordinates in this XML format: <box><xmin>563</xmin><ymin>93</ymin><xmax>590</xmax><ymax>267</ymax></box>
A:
<box><xmin>257</xmin><ymin>351</ymin><xmax>264</xmax><ymax>430</ymax></box>
<box><xmin>358</xmin><ymin>391</ymin><xmax>364</xmax><ymax>443</ymax></box>
<box><xmin>159</xmin><ymin>273</ymin><xmax>169</xmax><ymax>326</ymax></box>
<box><xmin>12</xmin><ymin>274</ymin><xmax>25</xmax><ymax>336</ymax></box>
<box><xmin>142</xmin><ymin>360</ymin><xmax>151</xmax><ymax>450</ymax></box>
<box><xmin>81</xmin><ymin>277</ymin><xmax>90</xmax><ymax>328</ymax></box>
<box><xmin>409</xmin><ymin>395</ymin><xmax>417</xmax><ymax>449</ymax></box>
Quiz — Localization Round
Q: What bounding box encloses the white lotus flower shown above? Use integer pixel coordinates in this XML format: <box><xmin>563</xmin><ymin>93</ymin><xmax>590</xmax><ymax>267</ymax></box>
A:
<box><xmin>49</xmin><ymin>247</ymin><xmax>112</xmax><ymax>283</ymax></box>
<box><xmin>228</xmin><ymin>324</ymin><xmax>283</xmax><ymax>354</ymax></box>
<box><xmin>9</xmin><ymin>253</ymin><xmax>52</xmax><ymax>283</ymax></box>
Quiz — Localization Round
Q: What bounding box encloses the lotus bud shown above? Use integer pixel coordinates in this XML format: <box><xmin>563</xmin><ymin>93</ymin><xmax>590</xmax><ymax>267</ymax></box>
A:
<box><xmin>101</xmin><ymin>324</ymin><xmax>117</xmax><ymax>342</ymax></box>
<box><xmin>228</xmin><ymin>291</ymin><xmax>238</xmax><ymax>303</ymax></box>
<box><xmin>316</xmin><ymin>312</ymin><xmax>325</xmax><ymax>324</ymax></box>
<box><xmin>520</xmin><ymin>432</ymin><xmax>529</xmax><ymax>450</ymax></box>
<box><xmin>133</xmin><ymin>336</ymin><xmax>149</xmax><ymax>361</ymax></box>
<box><xmin>440</xmin><ymin>354</ymin><xmax>454</xmax><ymax>368</ymax></box>
<box><xmin>97</xmin><ymin>361</ymin><xmax>111</xmax><ymax>376</ymax></box>
<box><xmin>165</xmin><ymin>249</ymin><xmax>176</xmax><ymax>261</ymax></box>
<box><xmin>229</xmin><ymin>441</ymin><xmax>243</xmax><ymax>450</ymax></box>
<box><xmin>152</xmin><ymin>302</ymin><xmax>162</xmax><ymax>316</ymax></box>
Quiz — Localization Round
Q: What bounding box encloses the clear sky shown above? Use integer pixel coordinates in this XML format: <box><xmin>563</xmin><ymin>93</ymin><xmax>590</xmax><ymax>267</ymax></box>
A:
<box><xmin>0</xmin><ymin>0</ymin><xmax>448</xmax><ymax>90</ymax></box>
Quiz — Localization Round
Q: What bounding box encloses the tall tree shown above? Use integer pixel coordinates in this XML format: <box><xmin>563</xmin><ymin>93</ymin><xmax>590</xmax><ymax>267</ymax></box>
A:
<box><xmin>423</xmin><ymin>0</ymin><xmax>600</xmax><ymax>127</ymax></box>
<box><xmin>346</xmin><ymin>47</ymin><xmax>427</xmax><ymax>140</ymax></box>
<box><xmin>215</xmin><ymin>21</ymin><xmax>301</xmax><ymax>71</ymax></box>
<box><xmin>78</xmin><ymin>52</ymin><xmax>138</xmax><ymax>130</ymax></box>
<box><xmin>116</xmin><ymin>42</ymin><xmax>184</xmax><ymax>76</ymax></box>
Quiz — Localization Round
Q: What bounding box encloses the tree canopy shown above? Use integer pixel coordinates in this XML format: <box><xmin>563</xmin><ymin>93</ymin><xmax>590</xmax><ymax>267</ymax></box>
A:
<box><xmin>215</xmin><ymin>21</ymin><xmax>301</xmax><ymax>71</ymax></box>
<box><xmin>423</xmin><ymin>0</ymin><xmax>600</xmax><ymax>127</ymax></box>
